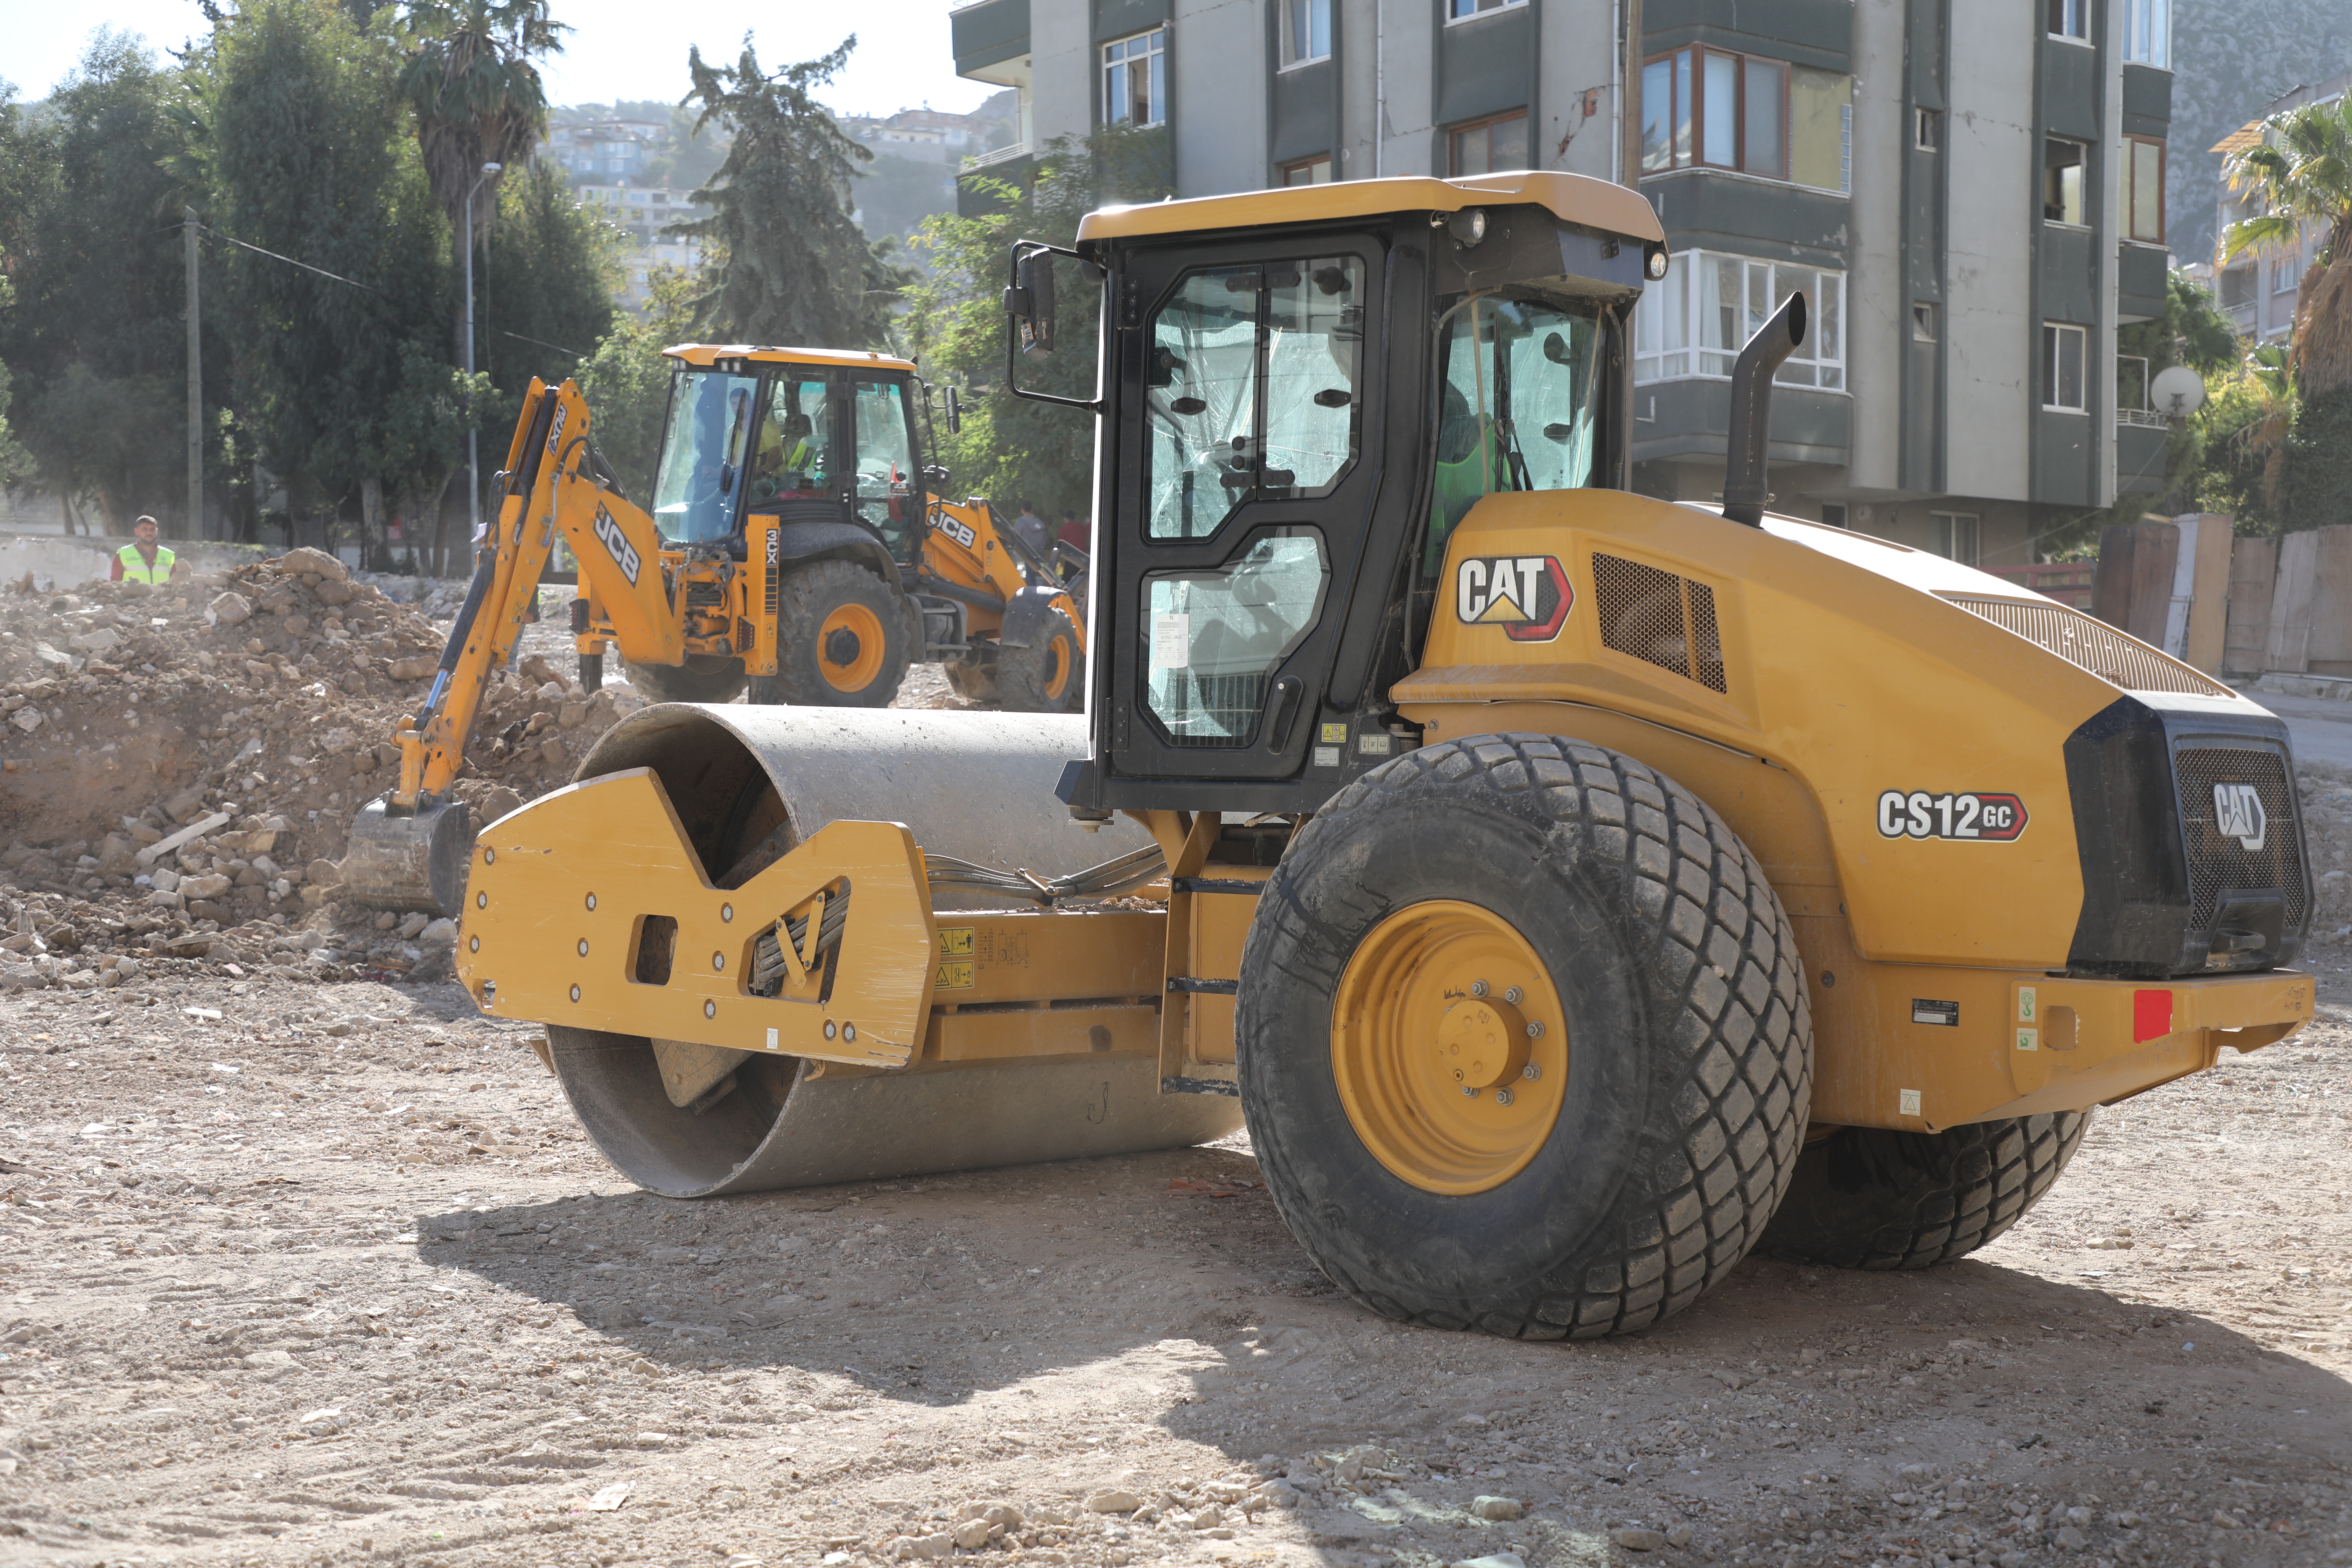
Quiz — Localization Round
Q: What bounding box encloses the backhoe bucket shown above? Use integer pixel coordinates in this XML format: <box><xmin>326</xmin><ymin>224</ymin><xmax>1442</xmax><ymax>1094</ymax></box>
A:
<box><xmin>458</xmin><ymin>707</ymin><xmax>1241</xmax><ymax>1197</ymax></box>
<box><xmin>344</xmin><ymin>796</ymin><xmax>475</xmax><ymax>917</ymax></box>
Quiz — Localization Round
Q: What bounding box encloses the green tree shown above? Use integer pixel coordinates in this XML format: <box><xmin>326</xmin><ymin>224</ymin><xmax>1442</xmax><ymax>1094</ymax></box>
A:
<box><xmin>0</xmin><ymin>278</ymin><xmax>34</xmax><ymax>490</ymax></box>
<box><xmin>2196</xmin><ymin>343</ymin><xmax>2296</xmax><ymax>530</ymax></box>
<box><xmin>396</xmin><ymin>0</ymin><xmax>564</xmax><ymax>247</ymax></box>
<box><xmin>0</xmin><ymin>34</ymin><xmax>208</xmax><ymax>532</ymax></box>
<box><xmin>479</xmin><ymin>158</ymin><xmax>617</xmax><ymax>395</ymax></box>
<box><xmin>2223</xmin><ymin>94</ymin><xmax>2352</xmax><ymax>527</ymax></box>
<box><xmin>673</xmin><ymin>37</ymin><xmax>880</xmax><ymax>346</ymax></box>
<box><xmin>196</xmin><ymin>0</ymin><xmax>467</xmax><ymax>547</ymax></box>
<box><xmin>901</xmin><ymin>123</ymin><xmax>1171</xmax><ymax>515</ymax></box>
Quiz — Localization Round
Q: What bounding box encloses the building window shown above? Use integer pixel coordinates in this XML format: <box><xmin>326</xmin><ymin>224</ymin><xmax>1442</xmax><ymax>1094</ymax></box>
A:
<box><xmin>2118</xmin><ymin>355</ymin><xmax>2149</xmax><ymax>412</ymax></box>
<box><xmin>1634</xmin><ymin>250</ymin><xmax>1847</xmax><ymax>391</ymax></box>
<box><xmin>2124</xmin><ymin>137</ymin><xmax>2164</xmax><ymax>243</ymax></box>
<box><xmin>2123</xmin><ymin>0</ymin><xmax>2171</xmax><ymax>65</ymax></box>
<box><xmin>1821</xmin><ymin>503</ymin><xmax>1849</xmax><ymax>529</ymax></box>
<box><xmin>1448</xmin><ymin>110</ymin><xmax>1529</xmax><ymax>176</ymax></box>
<box><xmin>2272</xmin><ymin>252</ymin><xmax>2304</xmax><ymax>294</ymax></box>
<box><xmin>1915</xmin><ymin>107</ymin><xmax>1940</xmax><ymax>150</ymax></box>
<box><xmin>1912</xmin><ymin>302</ymin><xmax>1938</xmax><ymax>342</ymax></box>
<box><xmin>2043</xmin><ymin>138</ymin><xmax>2087</xmax><ymax>226</ymax></box>
<box><xmin>1281</xmin><ymin>154</ymin><xmax>1333</xmax><ymax>186</ymax></box>
<box><xmin>2047</xmin><ymin>0</ymin><xmax>2088</xmax><ymax>39</ymax></box>
<box><xmin>2220</xmin><ymin>266</ymin><xmax>2255</xmax><ymax>310</ymax></box>
<box><xmin>1447</xmin><ymin>0</ymin><xmax>1525</xmax><ymax>20</ymax></box>
<box><xmin>2042</xmin><ymin>322</ymin><xmax>2087</xmax><ymax>411</ymax></box>
<box><xmin>1930</xmin><ymin>511</ymin><xmax>1981</xmax><ymax>567</ymax></box>
<box><xmin>1103</xmin><ymin>29</ymin><xmax>1167</xmax><ymax>128</ymax></box>
<box><xmin>1642</xmin><ymin>48</ymin><xmax>1851</xmax><ymax>192</ymax></box>
<box><xmin>1279</xmin><ymin>0</ymin><xmax>1331</xmax><ymax>68</ymax></box>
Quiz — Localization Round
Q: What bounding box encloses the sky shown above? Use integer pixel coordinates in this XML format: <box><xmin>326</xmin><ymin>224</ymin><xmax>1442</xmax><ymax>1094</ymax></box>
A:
<box><xmin>5</xmin><ymin>0</ymin><xmax>995</xmax><ymax>119</ymax></box>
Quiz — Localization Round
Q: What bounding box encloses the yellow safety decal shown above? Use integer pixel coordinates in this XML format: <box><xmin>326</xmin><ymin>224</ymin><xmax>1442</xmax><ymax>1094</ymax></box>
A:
<box><xmin>938</xmin><ymin>927</ymin><xmax>975</xmax><ymax>957</ymax></box>
<box><xmin>1320</xmin><ymin>722</ymin><xmax>1348</xmax><ymax>744</ymax></box>
<box><xmin>934</xmin><ymin>959</ymin><xmax>976</xmax><ymax>991</ymax></box>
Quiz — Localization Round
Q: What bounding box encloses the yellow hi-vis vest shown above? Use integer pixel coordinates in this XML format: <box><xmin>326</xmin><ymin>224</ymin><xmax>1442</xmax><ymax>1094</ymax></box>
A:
<box><xmin>117</xmin><ymin>543</ymin><xmax>174</xmax><ymax>584</ymax></box>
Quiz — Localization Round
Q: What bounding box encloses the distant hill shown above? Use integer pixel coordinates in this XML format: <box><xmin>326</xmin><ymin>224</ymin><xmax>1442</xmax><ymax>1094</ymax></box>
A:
<box><xmin>2171</xmin><ymin>0</ymin><xmax>2352</xmax><ymax>265</ymax></box>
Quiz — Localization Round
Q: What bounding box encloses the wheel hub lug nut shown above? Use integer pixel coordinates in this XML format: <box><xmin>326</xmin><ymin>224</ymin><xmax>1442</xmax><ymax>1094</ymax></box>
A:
<box><xmin>1468</xmin><ymin>980</ymin><xmax>1488</xmax><ymax>997</ymax></box>
<box><xmin>1494</xmin><ymin>1088</ymin><xmax>1514</xmax><ymax>1107</ymax></box>
<box><xmin>1503</xmin><ymin>985</ymin><xmax>1523</xmax><ymax>1004</ymax></box>
<box><xmin>1461</xmin><ymin>1085</ymin><xmax>1479</xmax><ymax>1098</ymax></box>
<box><xmin>1526</xmin><ymin>1020</ymin><xmax>1545</xmax><ymax>1039</ymax></box>
<box><xmin>1522</xmin><ymin>1063</ymin><xmax>1541</xmax><ymax>1081</ymax></box>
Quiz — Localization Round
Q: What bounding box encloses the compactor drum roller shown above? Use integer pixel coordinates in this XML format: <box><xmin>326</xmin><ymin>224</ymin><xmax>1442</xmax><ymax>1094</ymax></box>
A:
<box><xmin>458</xmin><ymin>172</ymin><xmax>2316</xmax><ymax>1339</ymax></box>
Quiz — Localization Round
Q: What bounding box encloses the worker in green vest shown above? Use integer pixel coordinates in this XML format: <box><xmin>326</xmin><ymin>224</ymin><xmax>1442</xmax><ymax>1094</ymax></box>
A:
<box><xmin>111</xmin><ymin>516</ymin><xmax>181</xmax><ymax>585</ymax></box>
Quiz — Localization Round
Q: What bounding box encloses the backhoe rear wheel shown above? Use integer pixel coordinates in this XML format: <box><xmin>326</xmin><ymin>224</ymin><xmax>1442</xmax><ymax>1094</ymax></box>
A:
<box><xmin>1239</xmin><ymin>733</ymin><xmax>1813</xmax><ymax>1339</ymax></box>
<box><xmin>624</xmin><ymin>652</ymin><xmax>748</xmax><ymax>705</ymax></box>
<box><xmin>767</xmin><ymin>560</ymin><xmax>910</xmax><ymax>707</ymax></box>
<box><xmin>996</xmin><ymin>611</ymin><xmax>1082</xmax><ymax>712</ymax></box>
<box><xmin>1757</xmin><ymin>1112</ymin><xmax>2090</xmax><ymax>1269</ymax></box>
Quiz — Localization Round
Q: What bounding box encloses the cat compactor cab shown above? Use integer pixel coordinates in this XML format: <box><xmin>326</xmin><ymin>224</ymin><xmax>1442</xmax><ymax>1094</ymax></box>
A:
<box><xmin>343</xmin><ymin>346</ymin><xmax>1087</xmax><ymax>916</ymax></box>
<box><xmin>456</xmin><ymin>173</ymin><xmax>2313</xmax><ymax>1339</ymax></box>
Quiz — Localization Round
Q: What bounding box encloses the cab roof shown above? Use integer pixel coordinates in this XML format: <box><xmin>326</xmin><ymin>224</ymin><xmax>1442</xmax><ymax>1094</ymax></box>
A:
<box><xmin>662</xmin><ymin>344</ymin><xmax>919</xmax><ymax>373</ymax></box>
<box><xmin>1076</xmin><ymin>170</ymin><xmax>1665</xmax><ymax>246</ymax></box>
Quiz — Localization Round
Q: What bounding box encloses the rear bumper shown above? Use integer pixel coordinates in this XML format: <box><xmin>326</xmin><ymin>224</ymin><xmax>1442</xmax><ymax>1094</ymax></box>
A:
<box><xmin>1808</xmin><ymin>964</ymin><xmax>2314</xmax><ymax>1133</ymax></box>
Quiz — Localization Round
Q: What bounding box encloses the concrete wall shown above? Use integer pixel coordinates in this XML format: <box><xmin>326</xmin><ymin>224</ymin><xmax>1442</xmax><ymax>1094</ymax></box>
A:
<box><xmin>1942</xmin><ymin>0</ymin><xmax>2036</xmax><ymax>507</ymax></box>
<box><xmin>1174</xmin><ymin>0</ymin><xmax>1269</xmax><ymax>196</ymax></box>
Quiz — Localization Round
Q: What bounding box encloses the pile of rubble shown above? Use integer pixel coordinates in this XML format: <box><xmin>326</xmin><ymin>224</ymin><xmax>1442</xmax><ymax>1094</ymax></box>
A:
<box><xmin>0</xmin><ymin>546</ymin><xmax>643</xmax><ymax>987</ymax></box>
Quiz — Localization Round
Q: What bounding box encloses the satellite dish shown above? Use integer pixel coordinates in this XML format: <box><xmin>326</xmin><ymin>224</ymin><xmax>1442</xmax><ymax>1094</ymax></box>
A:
<box><xmin>2151</xmin><ymin>364</ymin><xmax>2206</xmax><ymax>417</ymax></box>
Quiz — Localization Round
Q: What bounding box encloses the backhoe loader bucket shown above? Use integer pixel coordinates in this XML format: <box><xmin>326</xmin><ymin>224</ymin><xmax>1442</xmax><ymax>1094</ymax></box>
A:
<box><xmin>344</xmin><ymin>797</ymin><xmax>475</xmax><ymax>917</ymax></box>
<box><xmin>458</xmin><ymin>707</ymin><xmax>1241</xmax><ymax>1197</ymax></box>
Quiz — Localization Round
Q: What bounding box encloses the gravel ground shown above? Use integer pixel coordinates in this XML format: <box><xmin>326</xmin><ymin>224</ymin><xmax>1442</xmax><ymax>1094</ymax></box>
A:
<box><xmin>0</xmin><ymin>941</ymin><xmax>2346</xmax><ymax>1568</ymax></box>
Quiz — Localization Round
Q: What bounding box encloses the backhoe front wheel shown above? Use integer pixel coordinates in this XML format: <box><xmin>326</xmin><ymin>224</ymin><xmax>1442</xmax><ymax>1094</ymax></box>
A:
<box><xmin>996</xmin><ymin>611</ymin><xmax>1082</xmax><ymax>712</ymax></box>
<box><xmin>1758</xmin><ymin>1112</ymin><xmax>2091</xmax><ymax>1270</ymax></box>
<box><xmin>767</xmin><ymin>560</ymin><xmax>910</xmax><ymax>707</ymax></box>
<box><xmin>1239</xmin><ymin>733</ymin><xmax>1813</xmax><ymax>1339</ymax></box>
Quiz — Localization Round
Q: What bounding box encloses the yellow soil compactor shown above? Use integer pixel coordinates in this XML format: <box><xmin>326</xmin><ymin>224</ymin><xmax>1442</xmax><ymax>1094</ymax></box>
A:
<box><xmin>455</xmin><ymin>173</ymin><xmax>2313</xmax><ymax>1338</ymax></box>
<box><xmin>345</xmin><ymin>346</ymin><xmax>1086</xmax><ymax>916</ymax></box>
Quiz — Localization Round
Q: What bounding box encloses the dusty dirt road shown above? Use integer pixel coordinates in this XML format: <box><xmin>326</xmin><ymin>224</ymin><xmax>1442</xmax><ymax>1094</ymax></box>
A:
<box><xmin>0</xmin><ymin>957</ymin><xmax>2348</xmax><ymax>1568</ymax></box>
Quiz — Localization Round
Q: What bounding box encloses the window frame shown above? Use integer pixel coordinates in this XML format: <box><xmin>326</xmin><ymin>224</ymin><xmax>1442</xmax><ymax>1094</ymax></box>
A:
<box><xmin>2046</xmin><ymin>0</ymin><xmax>2090</xmax><ymax>41</ymax></box>
<box><xmin>1641</xmin><ymin>45</ymin><xmax>1851</xmax><ymax>189</ymax></box>
<box><xmin>1446</xmin><ymin>109</ymin><xmax>1531</xmax><ymax>177</ymax></box>
<box><xmin>1277</xmin><ymin>0</ymin><xmax>1332</xmax><ymax>70</ymax></box>
<box><xmin>2123</xmin><ymin>0</ymin><xmax>2171</xmax><ymax>65</ymax></box>
<box><xmin>1912</xmin><ymin>302</ymin><xmax>1938</xmax><ymax>342</ymax></box>
<box><xmin>1279</xmin><ymin>153</ymin><xmax>1334</xmax><ymax>186</ymax></box>
<box><xmin>1445</xmin><ymin>0</ymin><xmax>1526</xmax><ymax>24</ymax></box>
<box><xmin>1632</xmin><ymin>248</ymin><xmax>1849</xmax><ymax>394</ymax></box>
<box><xmin>1930</xmin><ymin>511</ymin><xmax>1981</xmax><ymax>567</ymax></box>
<box><xmin>2042</xmin><ymin>322</ymin><xmax>2088</xmax><ymax>413</ymax></box>
<box><xmin>1915</xmin><ymin>106</ymin><xmax>1940</xmax><ymax>151</ymax></box>
<box><xmin>2124</xmin><ymin>136</ymin><xmax>2165</xmax><ymax>244</ymax></box>
<box><xmin>1101</xmin><ymin>28</ymin><xmax>1168</xmax><ymax>130</ymax></box>
<box><xmin>2271</xmin><ymin>252</ymin><xmax>2303</xmax><ymax>295</ymax></box>
<box><xmin>2043</xmin><ymin>136</ymin><xmax>2089</xmax><ymax>228</ymax></box>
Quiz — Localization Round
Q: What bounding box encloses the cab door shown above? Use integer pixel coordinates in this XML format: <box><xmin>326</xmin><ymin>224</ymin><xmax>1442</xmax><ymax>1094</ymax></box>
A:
<box><xmin>844</xmin><ymin>373</ymin><xmax>921</xmax><ymax>566</ymax></box>
<box><xmin>748</xmin><ymin>369</ymin><xmax>846</xmax><ymax>527</ymax></box>
<box><xmin>1103</xmin><ymin>235</ymin><xmax>1384</xmax><ymax>786</ymax></box>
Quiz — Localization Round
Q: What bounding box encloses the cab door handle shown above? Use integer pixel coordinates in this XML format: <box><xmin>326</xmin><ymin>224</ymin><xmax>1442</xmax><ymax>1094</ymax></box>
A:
<box><xmin>1265</xmin><ymin>677</ymin><xmax>1304</xmax><ymax>751</ymax></box>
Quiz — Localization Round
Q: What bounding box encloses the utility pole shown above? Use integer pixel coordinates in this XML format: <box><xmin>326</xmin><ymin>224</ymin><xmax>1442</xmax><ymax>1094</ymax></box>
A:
<box><xmin>184</xmin><ymin>206</ymin><xmax>202</xmax><ymax>539</ymax></box>
<box><xmin>463</xmin><ymin>161</ymin><xmax>503</xmax><ymax>549</ymax></box>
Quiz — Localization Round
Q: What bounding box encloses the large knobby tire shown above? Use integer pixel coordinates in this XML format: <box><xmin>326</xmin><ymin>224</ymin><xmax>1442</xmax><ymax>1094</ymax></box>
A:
<box><xmin>625</xmin><ymin>652</ymin><xmax>748</xmax><ymax>704</ymax></box>
<box><xmin>1758</xmin><ymin>1112</ymin><xmax>2091</xmax><ymax>1270</ymax></box>
<box><xmin>767</xmin><ymin>559</ymin><xmax>910</xmax><ymax>707</ymax></box>
<box><xmin>996</xmin><ymin>613</ymin><xmax>1082</xmax><ymax>713</ymax></box>
<box><xmin>1239</xmin><ymin>733</ymin><xmax>1814</xmax><ymax>1339</ymax></box>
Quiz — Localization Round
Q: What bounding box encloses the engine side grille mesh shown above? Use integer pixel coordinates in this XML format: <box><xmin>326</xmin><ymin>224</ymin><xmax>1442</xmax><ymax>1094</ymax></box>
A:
<box><xmin>1940</xmin><ymin>595</ymin><xmax>2231</xmax><ymax>697</ymax></box>
<box><xmin>1593</xmin><ymin>553</ymin><xmax>1728</xmax><ymax>693</ymax></box>
<box><xmin>2174</xmin><ymin>746</ymin><xmax>2306</xmax><ymax>951</ymax></box>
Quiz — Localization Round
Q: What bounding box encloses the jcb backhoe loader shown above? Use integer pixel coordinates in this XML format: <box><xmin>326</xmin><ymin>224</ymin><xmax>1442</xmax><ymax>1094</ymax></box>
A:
<box><xmin>453</xmin><ymin>173</ymin><xmax>2314</xmax><ymax>1339</ymax></box>
<box><xmin>343</xmin><ymin>345</ymin><xmax>1088</xmax><ymax>915</ymax></box>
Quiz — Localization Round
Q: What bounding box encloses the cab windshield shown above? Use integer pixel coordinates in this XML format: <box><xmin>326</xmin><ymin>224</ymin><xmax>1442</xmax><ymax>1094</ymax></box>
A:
<box><xmin>1425</xmin><ymin>294</ymin><xmax>1603</xmax><ymax>571</ymax></box>
<box><xmin>651</xmin><ymin>368</ymin><xmax>761</xmax><ymax>545</ymax></box>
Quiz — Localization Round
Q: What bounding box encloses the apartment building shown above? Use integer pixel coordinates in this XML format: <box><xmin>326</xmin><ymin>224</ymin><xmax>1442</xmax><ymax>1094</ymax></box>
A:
<box><xmin>545</xmin><ymin>120</ymin><xmax>665</xmax><ymax>183</ymax></box>
<box><xmin>948</xmin><ymin>0</ymin><xmax>2177</xmax><ymax>564</ymax></box>
<box><xmin>2203</xmin><ymin>71</ymin><xmax>2347</xmax><ymax>345</ymax></box>
<box><xmin>574</xmin><ymin>184</ymin><xmax>712</xmax><ymax>315</ymax></box>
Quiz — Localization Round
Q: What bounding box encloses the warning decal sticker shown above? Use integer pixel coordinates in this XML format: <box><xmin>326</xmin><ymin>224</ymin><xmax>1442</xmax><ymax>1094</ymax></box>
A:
<box><xmin>1875</xmin><ymin>790</ymin><xmax>2028</xmax><ymax>841</ymax></box>
<box><xmin>1455</xmin><ymin>555</ymin><xmax>1574</xmax><ymax>642</ymax></box>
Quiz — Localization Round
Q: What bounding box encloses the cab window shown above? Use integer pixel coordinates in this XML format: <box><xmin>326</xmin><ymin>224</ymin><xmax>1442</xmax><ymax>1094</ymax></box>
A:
<box><xmin>1427</xmin><ymin>295</ymin><xmax>1603</xmax><ymax>570</ymax></box>
<box><xmin>755</xmin><ymin>377</ymin><xmax>832</xmax><ymax>502</ymax></box>
<box><xmin>1143</xmin><ymin>257</ymin><xmax>1364</xmax><ymax>540</ymax></box>
<box><xmin>652</xmin><ymin>368</ymin><xmax>762</xmax><ymax>545</ymax></box>
<box><xmin>850</xmin><ymin>379</ymin><xmax>917</xmax><ymax>555</ymax></box>
<box><xmin>1141</xmin><ymin>529</ymin><xmax>1329</xmax><ymax>746</ymax></box>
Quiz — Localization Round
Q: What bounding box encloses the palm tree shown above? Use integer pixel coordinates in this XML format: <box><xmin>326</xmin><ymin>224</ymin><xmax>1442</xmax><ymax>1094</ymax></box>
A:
<box><xmin>397</xmin><ymin>0</ymin><xmax>565</xmax><ymax>251</ymax></box>
<box><xmin>2222</xmin><ymin>94</ymin><xmax>2352</xmax><ymax>397</ymax></box>
<box><xmin>2231</xmin><ymin>343</ymin><xmax>2297</xmax><ymax>516</ymax></box>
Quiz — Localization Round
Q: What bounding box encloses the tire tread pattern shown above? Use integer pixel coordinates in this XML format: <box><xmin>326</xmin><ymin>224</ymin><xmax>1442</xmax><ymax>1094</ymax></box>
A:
<box><xmin>1248</xmin><ymin>733</ymin><xmax>1813</xmax><ymax>1339</ymax></box>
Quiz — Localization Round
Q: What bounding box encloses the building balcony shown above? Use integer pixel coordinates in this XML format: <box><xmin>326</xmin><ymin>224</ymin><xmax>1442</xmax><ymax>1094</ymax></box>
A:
<box><xmin>952</xmin><ymin>0</ymin><xmax>1030</xmax><ymax>84</ymax></box>
<box><xmin>957</xmin><ymin>144</ymin><xmax>1033</xmax><ymax>217</ymax></box>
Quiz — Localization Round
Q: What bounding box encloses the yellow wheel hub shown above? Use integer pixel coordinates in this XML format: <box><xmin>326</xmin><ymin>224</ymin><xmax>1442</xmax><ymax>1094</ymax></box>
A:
<box><xmin>818</xmin><ymin>602</ymin><xmax>887</xmax><ymax>692</ymax></box>
<box><xmin>1331</xmin><ymin>899</ymin><xmax>1569</xmax><ymax>1196</ymax></box>
<box><xmin>1044</xmin><ymin>636</ymin><xmax>1072</xmax><ymax>701</ymax></box>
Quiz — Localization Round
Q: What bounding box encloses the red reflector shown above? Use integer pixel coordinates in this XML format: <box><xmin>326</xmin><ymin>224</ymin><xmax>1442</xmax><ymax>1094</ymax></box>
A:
<box><xmin>2132</xmin><ymin>988</ymin><xmax>2175</xmax><ymax>1043</ymax></box>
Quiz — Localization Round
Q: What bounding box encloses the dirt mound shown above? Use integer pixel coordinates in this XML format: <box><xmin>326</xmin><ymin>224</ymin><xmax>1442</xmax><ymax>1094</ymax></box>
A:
<box><xmin>0</xmin><ymin>550</ymin><xmax>643</xmax><ymax>987</ymax></box>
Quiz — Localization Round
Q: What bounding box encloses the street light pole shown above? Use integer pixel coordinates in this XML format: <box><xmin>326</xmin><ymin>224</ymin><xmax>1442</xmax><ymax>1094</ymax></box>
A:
<box><xmin>463</xmin><ymin>161</ymin><xmax>503</xmax><ymax>552</ymax></box>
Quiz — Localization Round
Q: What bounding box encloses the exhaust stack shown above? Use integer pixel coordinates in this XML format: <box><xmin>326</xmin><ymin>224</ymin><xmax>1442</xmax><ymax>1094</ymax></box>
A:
<box><xmin>1720</xmin><ymin>292</ymin><xmax>1809</xmax><ymax>527</ymax></box>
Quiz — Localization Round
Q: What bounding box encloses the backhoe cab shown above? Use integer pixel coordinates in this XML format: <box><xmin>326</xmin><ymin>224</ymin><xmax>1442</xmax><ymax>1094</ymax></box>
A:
<box><xmin>458</xmin><ymin>172</ymin><xmax>2313</xmax><ymax>1342</ymax></box>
